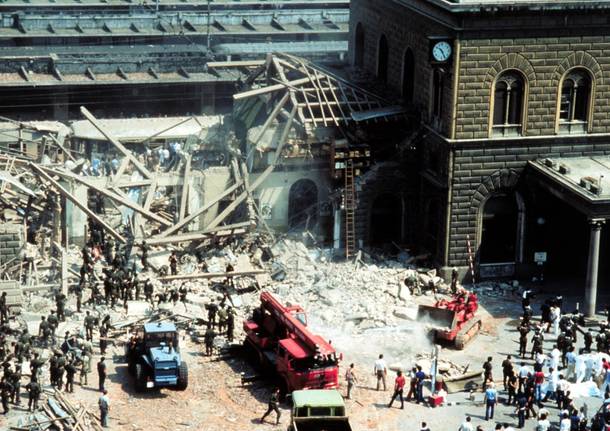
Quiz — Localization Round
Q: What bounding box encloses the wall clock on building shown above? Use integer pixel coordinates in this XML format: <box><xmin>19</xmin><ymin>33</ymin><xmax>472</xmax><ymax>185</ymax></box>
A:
<box><xmin>430</xmin><ymin>40</ymin><xmax>453</xmax><ymax>64</ymax></box>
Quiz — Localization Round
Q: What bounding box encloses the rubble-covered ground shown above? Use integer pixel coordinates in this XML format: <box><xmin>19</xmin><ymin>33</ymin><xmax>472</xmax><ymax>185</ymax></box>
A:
<box><xmin>0</xmin><ymin>237</ymin><xmax>605</xmax><ymax>431</ymax></box>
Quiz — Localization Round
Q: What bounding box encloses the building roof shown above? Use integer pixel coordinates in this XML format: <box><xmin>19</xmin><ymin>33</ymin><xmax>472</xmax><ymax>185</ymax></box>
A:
<box><xmin>292</xmin><ymin>390</ymin><xmax>345</xmax><ymax>409</ymax></box>
<box><xmin>418</xmin><ymin>0</ymin><xmax>610</xmax><ymax>12</ymax></box>
<box><xmin>529</xmin><ymin>156</ymin><xmax>610</xmax><ymax>203</ymax></box>
<box><xmin>71</xmin><ymin>116</ymin><xmax>222</xmax><ymax>141</ymax></box>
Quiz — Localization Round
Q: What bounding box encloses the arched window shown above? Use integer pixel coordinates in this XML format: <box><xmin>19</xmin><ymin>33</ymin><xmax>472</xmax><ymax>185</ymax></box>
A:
<box><xmin>558</xmin><ymin>69</ymin><xmax>592</xmax><ymax>134</ymax></box>
<box><xmin>354</xmin><ymin>23</ymin><xmax>365</xmax><ymax>68</ymax></box>
<box><xmin>377</xmin><ymin>34</ymin><xmax>389</xmax><ymax>84</ymax></box>
<box><xmin>432</xmin><ymin>68</ymin><xmax>445</xmax><ymax>120</ymax></box>
<box><xmin>492</xmin><ymin>71</ymin><xmax>525</xmax><ymax>137</ymax></box>
<box><xmin>402</xmin><ymin>48</ymin><xmax>415</xmax><ymax>103</ymax></box>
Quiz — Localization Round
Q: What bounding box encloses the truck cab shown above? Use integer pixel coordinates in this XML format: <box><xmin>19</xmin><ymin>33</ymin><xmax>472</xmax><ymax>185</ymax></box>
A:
<box><xmin>126</xmin><ymin>322</ymin><xmax>188</xmax><ymax>392</ymax></box>
<box><xmin>289</xmin><ymin>390</ymin><xmax>352</xmax><ymax>431</ymax></box>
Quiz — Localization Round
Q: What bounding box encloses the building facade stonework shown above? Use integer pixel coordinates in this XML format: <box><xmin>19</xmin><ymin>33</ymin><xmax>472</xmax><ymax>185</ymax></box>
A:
<box><xmin>349</xmin><ymin>0</ymin><xmax>610</xmax><ymax>283</ymax></box>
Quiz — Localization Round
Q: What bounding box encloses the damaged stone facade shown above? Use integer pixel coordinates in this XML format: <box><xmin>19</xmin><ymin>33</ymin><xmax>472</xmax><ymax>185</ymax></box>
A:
<box><xmin>349</xmin><ymin>0</ymin><xmax>610</xmax><ymax>285</ymax></box>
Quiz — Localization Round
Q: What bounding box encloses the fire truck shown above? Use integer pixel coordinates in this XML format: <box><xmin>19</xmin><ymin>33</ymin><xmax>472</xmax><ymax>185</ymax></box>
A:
<box><xmin>243</xmin><ymin>292</ymin><xmax>339</xmax><ymax>395</ymax></box>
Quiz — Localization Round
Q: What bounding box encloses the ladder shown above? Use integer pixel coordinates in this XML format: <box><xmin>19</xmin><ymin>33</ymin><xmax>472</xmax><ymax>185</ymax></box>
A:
<box><xmin>344</xmin><ymin>159</ymin><xmax>356</xmax><ymax>259</ymax></box>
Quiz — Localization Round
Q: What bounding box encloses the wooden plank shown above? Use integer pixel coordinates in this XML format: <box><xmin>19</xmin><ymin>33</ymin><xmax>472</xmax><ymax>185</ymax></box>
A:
<box><xmin>154</xmin><ymin>180</ymin><xmax>243</xmax><ymax>238</ymax></box>
<box><xmin>49</xmin><ymin>134</ymin><xmax>77</xmax><ymax>162</ymax></box>
<box><xmin>178</xmin><ymin>154</ymin><xmax>191</xmax><ymax>221</ymax></box>
<box><xmin>80</xmin><ymin>107</ymin><xmax>152</xmax><ymax>179</ymax></box>
<box><xmin>158</xmin><ymin>269</ymin><xmax>266</xmax><ymax>281</ymax></box>
<box><xmin>30</xmin><ymin>163</ymin><xmax>125</xmax><ymax>243</ymax></box>
<box><xmin>42</xmin><ymin>167</ymin><xmax>171</xmax><ymax>227</ymax></box>
<box><xmin>138</xmin><ymin>117</ymin><xmax>194</xmax><ymax>144</ymax></box>
<box><xmin>233</xmin><ymin>77</ymin><xmax>310</xmax><ymax>100</ymax></box>
<box><xmin>146</xmin><ymin>221</ymin><xmax>251</xmax><ymax>245</ymax></box>
<box><xmin>251</xmin><ymin>92</ymin><xmax>290</xmax><ymax>145</ymax></box>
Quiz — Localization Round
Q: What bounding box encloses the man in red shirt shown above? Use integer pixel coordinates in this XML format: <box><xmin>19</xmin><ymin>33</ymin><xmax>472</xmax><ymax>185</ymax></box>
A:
<box><xmin>388</xmin><ymin>370</ymin><xmax>406</xmax><ymax>409</ymax></box>
<box><xmin>533</xmin><ymin>369</ymin><xmax>545</xmax><ymax>406</ymax></box>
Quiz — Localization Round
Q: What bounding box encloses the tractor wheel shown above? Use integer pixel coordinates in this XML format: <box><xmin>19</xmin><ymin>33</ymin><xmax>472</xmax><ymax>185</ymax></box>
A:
<box><xmin>177</xmin><ymin>362</ymin><xmax>188</xmax><ymax>391</ymax></box>
<box><xmin>135</xmin><ymin>363</ymin><xmax>147</xmax><ymax>393</ymax></box>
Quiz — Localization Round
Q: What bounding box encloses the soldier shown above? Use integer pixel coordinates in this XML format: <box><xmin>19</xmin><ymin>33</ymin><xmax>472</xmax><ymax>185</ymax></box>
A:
<box><xmin>140</xmin><ymin>241</ymin><xmax>149</xmax><ymax>269</ymax></box>
<box><xmin>29</xmin><ymin>353</ymin><xmax>45</xmax><ymax>384</ymax></box>
<box><xmin>169</xmin><ymin>251</ymin><xmax>178</xmax><ymax>276</ymax></box>
<box><xmin>482</xmin><ymin>356</ymin><xmax>493</xmax><ymax>387</ymax></box>
<box><xmin>226</xmin><ymin>307</ymin><xmax>235</xmax><ymax>342</ymax></box>
<box><xmin>207</xmin><ymin>299</ymin><xmax>218</xmax><ymax>328</ymax></box>
<box><xmin>55</xmin><ymin>292</ymin><xmax>67</xmax><ymax>322</ymax></box>
<box><xmin>10</xmin><ymin>364</ymin><xmax>21</xmax><ymax>405</ymax></box>
<box><xmin>1</xmin><ymin>377</ymin><xmax>13</xmax><ymax>414</ymax></box>
<box><xmin>84</xmin><ymin>311</ymin><xmax>95</xmax><ymax>342</ymax></box>
<box><xmin>0</xmin><ymin>292</ymin><xmax>8</xmax><ymax>324</ymax></box>
<box><xmin>38</xmin><ymin>316</ymin><xmax>50</xmax><ymax>347</ymax></box>
<box><xmin>65</xmin><ymin>360</ymin><xmax>77</xmax><ymax>393</ymax></box>
<box><xmin>75</xmin><ymin>280</ymin><xmax>84</xmax><ymax>313</ymax></box>
<box><xmin>259</xmin><ymin>388</ymin><xmax>281</xmax><ymax>425</ymax></box>
<box><xmin>179</xmin><ymin>283</ymin><xmax>188</xmax><ymax>310</ymax></box>
<box><xmin>55</xmin><ymin>352</ymin><xmax>66</xmax><ymax>391</ymax></box>
<box><xmin>518</xmin><ymin>323</ymin><xmax>529</xmax><ymax>359</ymax></box>
<box><xmin>99</xmin><ymin>324</ymin><xmax>108</xmax><ymax>355</ymax></box>
<box><xmin>25</xmin><ymin>378</ymin><xmax>40</xmax><ymax>411</ymax></box>
<box><xmin>597</xmin><ymin>329</ymin><xmax>607</xmax><ymax>353</ymax></box>
<box><xmin>204</xmin><ymin>325</ymin><xmax>216</xmax><ymax>356</ymax></box>
<box><xmin>531</xmin><ymin>330</ymin><xmax>543</xmax><ymax>359</ymax></box>
<box><xmin>584</xmin><ymin>328</ymin><xmax>594</xmax><ymax>353</ymax></box>
<box><xmin>47</xmin><ymin>310</ymin><xmax>59</xmax><ymax>345</ymax></box>
<box><xmin>97</xmin><ymin>357</ymin><xmax>107</xmax><ymax>392</ymax></box>
<box><xmin>144</xmin><ymin>279</ymin><xmax>154</xmax><ymax>304</ymax></box>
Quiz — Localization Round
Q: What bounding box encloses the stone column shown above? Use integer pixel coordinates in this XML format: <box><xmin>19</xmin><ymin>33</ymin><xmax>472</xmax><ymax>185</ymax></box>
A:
<box><xmin>585</xmin><ymin>219</ymin><xmax>605</xmax><ymax>317</ymax></box>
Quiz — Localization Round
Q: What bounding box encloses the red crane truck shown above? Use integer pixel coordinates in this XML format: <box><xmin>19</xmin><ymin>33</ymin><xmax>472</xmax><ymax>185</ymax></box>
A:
<box><xmin>243</xmin><ymin>292</ymin><xmax>339</xmax><ymax>395</ymax></box>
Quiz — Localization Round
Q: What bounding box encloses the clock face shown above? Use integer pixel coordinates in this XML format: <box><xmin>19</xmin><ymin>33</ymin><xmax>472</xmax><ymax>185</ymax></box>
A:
<box><xmin>432</xmin><ymin>41</ymin><xmax>452</xmax><ymax>62</ymax></box>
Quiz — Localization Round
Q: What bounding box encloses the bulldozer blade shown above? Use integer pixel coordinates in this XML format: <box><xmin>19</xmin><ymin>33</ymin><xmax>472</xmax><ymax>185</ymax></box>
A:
<box><xmin>417</xmin><ymin>304</ymin><xmax>457</xmax><ymax>329</ymax></box>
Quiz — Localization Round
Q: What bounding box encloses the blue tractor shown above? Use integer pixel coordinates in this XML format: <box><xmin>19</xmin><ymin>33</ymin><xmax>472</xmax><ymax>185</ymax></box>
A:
<box><xmin>126</xmin><ymin>322</ymin><xmax>188</xmax><ymax>392</ymax></box>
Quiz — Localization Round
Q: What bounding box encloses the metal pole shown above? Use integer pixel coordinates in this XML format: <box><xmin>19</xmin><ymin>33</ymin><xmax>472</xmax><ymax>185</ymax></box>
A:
<box><xmin>206</xmin><ymin>0</ymin><xmax>211</xmax><ymax>54</ymax></box>
<box><xmin>585</xmin><ymin>219</ymin><xmax>604</xmax><ymax>317</ymax></box>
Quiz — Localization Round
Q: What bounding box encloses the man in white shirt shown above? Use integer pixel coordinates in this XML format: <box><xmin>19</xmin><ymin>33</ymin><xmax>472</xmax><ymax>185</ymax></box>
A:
<box><xmin>559</xmin><ymin>412</ymin><xmax>571</xmax><ymax>431</ymax></box>
<box><xmin>373</xmin><ymin>354</ymin><xmax>387</xmax><ymax>391</ymax></box>
<box><xmin>550</xmin><ymin>345</ymin><xmax>561</xmax><ymax>370</ymax></box>
<box><xmin>458</xmin><ymin>416</ymin><xmax>473</xmax><ymax>431</ymax></box>
<box><xmin>518</xmin><ymin>362</ymin><xmax>529</xmax><ymax>392</ymax></box>
<box><xmin>565</xmin><ymin>347</ymin><xmax>576</xmax><ymax>381</ymax></box>
<box><xmin>556</xmin><ymin>375</ymin><xmax>570</xmax><ymax>410</ymax></box>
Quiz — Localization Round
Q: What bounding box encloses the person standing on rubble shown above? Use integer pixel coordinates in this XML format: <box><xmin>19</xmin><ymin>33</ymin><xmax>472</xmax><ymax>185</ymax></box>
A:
<box><xmin>345</xmin><ymin>363</ymin><xmax>357</xmax><ymax>400</ymax></box>
<box><xmin>373</xmin><ymin>354</ymin><xmax>388</xmax><ymax>391</ymax></box>
<box><xmin>388</xmin><ymin>370</ymin><xmax>406</xmax><ymax>409</ymax></box>
<box><xmin>204</xmin><ymin>324</ymin><xmax>216</xmax><ymax>356</ymax></box>
<box><xmin>99</xmin><ymin>389</ymin><xmax>110</xmax><ymax>428</ymax></box>
<box><xmin>29</xmin><ymin>353</ymin><xmax>45</xmax><ymax>384</ymax></box>
<box><xmin>99</xmin><ymin>323</ymin><xmax>109</xmax><ymax>356</ymax></box>
<box><xmin>65</xmin><ymin>359</ymin><xmax>77</xmax><ymax>393</ymax></box>
<box><xmin>10</xmin><ymin>364</ymin><xmax>21</xmax><ymax>405</ymax></box>
<box><xmin>25</xmin><ymin>377</ymin><xmax>40</xmax><ymax>412</ymax></box>
<box><xmin>169</xmin><ymin>251</ymin><xmax>178</xmax><ymax>276</ymax></box>
<box><xmin>140</xmin><ymin>241</ymin><xmax>149</xmax><ymax>269</ymax></box>
<box><xmin>260</xmin><ymin>388</ymin><xmax>281</xmax><ymax>425</ymax></box>
<box><xmin>226</xmin><ymin>307</ymin><xmax>235</xmax><ymax>342</ymax></box>
<box><xmin>207</xmin><ymin>299</ymin><xmax>218</xmax><ymax>328</ymax></box>
<box><xmin>218</xmin><ymin>305</ymin><xmax>228</xmax><ymax>335</ymax></box>
<box><xmin>84</xmin><ymin>311</ymin><xmax>96</xmax><ymax>342</ymax></box>
<box><xmin>97</xmin><ymin>357</ymin><xmax>107</xmax><ymax>392</ymax></box>
<box><xmin>0</xmin><ymin>292</ymin><xmax>8</xmax><ymax>324</ymax></box>
<box><xmin>144</xmin><ymin>279</ymin><xmax>154</xmax><ymax>305</ymax></box>
<box><xmin>55</xmin><ymin>352</ymin><xmax>66</xmax><ymax>391</ymax></box>
<box><xmin>1</xmin><ymin>376</ymin><xmax>13</xmax><ymax>414</ymax></box>
<box><xmin>38</xmin><ymin>316</ymin><xmax>50</xmax><ymax>348</ymax></box>
<box><xmin>55</xmin><ymin>292</ymin><xmax>67</xmax><ymax>322</ymax></box>
<box><xmin>47</xmin><ymin>310</ymin><xmax>59</xmax><ymax>345</ymax></box>
<box><xmin>80</xmin><ymin>350</ymin><xmax>91</xmax><ymax>386</ymax></box>
<box><xmin>482</xmin><ymin>356</ymin><xmax>493</xmax><ymax>388</ymax></box>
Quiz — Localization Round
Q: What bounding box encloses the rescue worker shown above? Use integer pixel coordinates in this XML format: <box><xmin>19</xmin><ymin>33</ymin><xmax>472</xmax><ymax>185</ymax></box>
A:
<box><xmin>518</xmin><ymin>323</ymin><xmax>529</xmax><ymax>359</ymax></box>
<box><xmin>99</xmin><ymin>324</ymin><xmax>108</xmax><ymax>355</ymax></box>
<box><xmin>482</xmin><ymin>356</ymin><xmax>493</xmax><ymax>388</ymax></box>
<box><xmin>1</xmin><ymin>377</ymin><xmax>13</xmax><ymax>414</ymax></box>
<box><xmin>65</xmin><ymin>360</ymin><xmax>77</xmax><ymax>393</ymax></box>
<box><xmin>204</xmin><ymin>325</ymin><xmax>216</xmax><ymax>356</ymax></box>
<box><xmin>207</xmin><ymin>299</ymin><xmax>218</xmax><ymax>328</ymax></box>
<box><xmin>80</xmin><ymin>351</ymin><xmax>91</xmax><ymax>386</ymax></box>
<box><xmin>226</xmin><ymin>307</ymin><xmax>235</xmax><ymax>342</ymax></box>
<box><xmin>25</xmin><ymin>378</ymin><xmax>40</xmax><ymax>411</ymax></box>
<box><xmin>584</xmin><ymin>328</ymin><xmax>593</xmax><ymax>353</ymax></box>
<box><xmin>47</xmin><ymin>310</ymin><xmax>59</xmax><ymax>345</ymax></box>
<box><xmin>218</xmin><ymin>305</ymin><xmax>228</xmax><ymax>334</ymax></box>
<box><xmin>99</xmin><ymin>389</ymin><xmax>110</xmax><ymax>428</ymax></box>
<box><xmin>260</xmin><ymin>388</ymin><xmax>281</xmax><ymax>425</ymax></box>
<box><xmin>97</xmin><ymin>357</ymin><xmax>107</xmax><ymax>392</ymax></box>
<box><xmin>169</xmin><ymin>251</ymin><xmax>178</xmax><ymax>276</ymax></box>
<box><xmin>38</xmin><ymin>316</ymin><xmax>51</xmax><ymax>347</ymax></box>
<box><xmin>10</xmin><ymin>364</ymin><xmax>21</xmax><ymax>405</ymax></box>
<box><xmin>0</xmin><ymin>292</ymin><xmax>8</xmax><ymax>324</ymax></box>
<box><xmin>140</xmin><ymin>241</ymin><xmax>149</xmax><ymax>269</ymax></box>
<box><xmin>144</xmin><ymin>279</ymin><xmax>154</xmax><ymax>304</ymax></box>
<box><xmin>84</xmin><ymin>311</ymin><xmax>96</xmax><ymax>342</ymax></box>
<box><xmin>55</xmin><ymin>292</ymin><xmax>66</xmax><ymax>322</ymax></box>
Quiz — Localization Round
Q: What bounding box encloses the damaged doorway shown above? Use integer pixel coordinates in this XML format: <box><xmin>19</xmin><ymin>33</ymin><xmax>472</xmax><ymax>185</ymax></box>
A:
<box><xmin>479</xmin><ymin>193</ymin><xmax>524</xmax><ymax>265</ymax></box>
<box><xmin>370</xmin><ymin>193</ymin><xmax>402</xmax><ymax>245</ymax></box>
<box><xmin>288</xmin><ymin>179</ymin><xmax>318</xmax><ymax>231</ymax></box>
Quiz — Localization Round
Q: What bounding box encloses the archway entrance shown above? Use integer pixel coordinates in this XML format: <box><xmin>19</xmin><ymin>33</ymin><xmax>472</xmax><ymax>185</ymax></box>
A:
<box><xmin>377</xmin><ymin>35</ymin><xmax>389</xmax><ymax>84</ymax></box>
<box><xmin>288</xmin><ymin>179</ymin><xmax>318</xmax><ymax>231</ymax></box>
<box><xmin>480</xmin><ymin>193</ymin><xmax>520</xmax><ymax>263</ymax></box>
<box><xmin>370</xmin><ymin>193</ymin><xmax>402</xmax><ymax>245</ymax></box>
